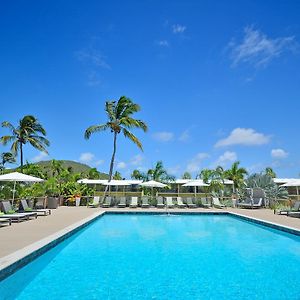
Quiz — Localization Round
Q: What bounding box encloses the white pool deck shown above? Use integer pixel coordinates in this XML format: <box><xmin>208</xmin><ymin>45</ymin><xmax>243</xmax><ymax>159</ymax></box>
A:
<box><xmin>0</xmin><ymin>206</ymin><xmax>299</xmax><ymax>274</ymax></box>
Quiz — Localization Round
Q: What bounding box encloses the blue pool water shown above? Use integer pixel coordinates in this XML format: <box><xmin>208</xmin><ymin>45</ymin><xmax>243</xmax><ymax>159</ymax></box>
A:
<box><xmin>1</xmin><ymin>214</ymin><xmax>300</xmax><ymax>299</ymax></box>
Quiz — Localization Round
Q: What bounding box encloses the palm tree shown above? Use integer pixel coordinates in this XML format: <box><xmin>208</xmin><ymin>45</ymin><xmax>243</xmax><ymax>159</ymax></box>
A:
<box><xmin>84</xmin><ymin>96</ymin><xmax>147</xmax><ymax>190</ymax></box>
<box><xmin>199</xmin><ymin>168</ymin><xmax>214</xmax><ymax>183</ymax></box>
<box><xmin>265</xmin><ymin>167</ymin><xmax>276</xmax><ymax>178</ymax></box>
<box><xmin>131</xmin><ymin>169</ymin><xmax>147</xmax><ymax>180</ymax></box>
<box><xmin>225</xmin><ymin>161</ymin><xmax>248</xmax><ymax>193</ymax></box>
<box><xmin>0</xmin><ymin>152</ymin><xmax>16</xmax><ymax>173</ymax></box>
<box><xmin>147</xmin><ymin>161</ymin><xmax>175</xmax><ymax>182</ymax></box>
<box><xmin>1</xmin><ymin>115</ymin><xmax>49</xmax><ymax>172</ymax></box>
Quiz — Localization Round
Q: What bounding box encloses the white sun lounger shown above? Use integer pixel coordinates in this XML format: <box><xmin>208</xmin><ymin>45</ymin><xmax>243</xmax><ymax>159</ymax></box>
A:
<box><xmin>212</xmin><ymin>197</ymin><xmax>225</xmax><ymax>208</ymax></box>
<box><xmin>129</xmin><ymin>197</ymin><xmax>138</xmax><ymax>208</ymax></box>
<box><xmin>166</xmin><ymin>197</ymin><xmax>175</xmax><ymax>208</ymax></box>
<box><xmin>176</xmin><ymin>197</ymin><xmax>186</xmax><ymax>208</ymax></box>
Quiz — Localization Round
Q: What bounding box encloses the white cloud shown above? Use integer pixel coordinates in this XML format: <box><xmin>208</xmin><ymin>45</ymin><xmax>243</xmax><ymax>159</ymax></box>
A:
<box><xmin>79</xmin><ymin>152</ymin><xmax>95</xmax><ymax>163</ymax></box>
<box><xmin>94</xmin><ymin>160</ymin><xmax>104</xmax><ymax>166</ymax></box>
<box><xmin>186</xmin><ymin>153</ymin><xmax>210</xmax><ymax>173</ymax></box>
<box><xmin>271</xmin><ymin>148</ymin><xmax>288</xmax><ymax>159</ymax></box>
<box><xmin>178</xmin><ymin>130</ymin><xmax>190</xmax><ymax>142</ymax></box>
<box><xmin>229</xmin><ymin>26</ymin><xmax>296</xmax><ymax>68</ymax></box>
<box><xmin>152</xmin><ymin>131</ymin><xmax>174</xmax><ymax>142</ymax></box>
<box><xmin>32</xmin><ymin>152</ymin><xmax>49</xmax><ymax>163</ymax></box>
<box><xmin>75</xmin><ymin>48</ymin><xmax>111</xmax><ymax>69</ymax></box>
<box><xmin>215</xmin><ymin>128</ymin><xmax>271</xmax><ymax>147</ymax></box>
<box><xmin>215</xmin><ymin>151</ymin><xmax>237</xmax><ymax>167</ymax></box>
<box><xmin>117</xmin><ymin>161</ymin><xmax>127</xmax><ymax>169</ymax></box>
<box><xmin>172</xmin><ymin>24</ymin><xmax>186</xmax><ymax>34</ymax></box>
<box><xmin>157</xmin><ymin>40</ymin><xmax>169</xmax><ymax>47</ymax></box>
<box><xmin>130</xmin><ymin>154</ymin><xmax>144</xmax><ymax>166</ymax></box>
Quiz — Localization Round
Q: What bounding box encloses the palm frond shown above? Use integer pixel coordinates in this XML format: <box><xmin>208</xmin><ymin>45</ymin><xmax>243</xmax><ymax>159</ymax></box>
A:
<box><xmin>27</xmin><ymin>138</ymin><xmax>49</xmax><ymax>153</ymax></box>
<box><xmin>122</xmin><ymin>128</ymin><xmax>143</xmax><ymax>150</ymax></box>
<box><xmin>1</xmin><ymin>121</ymin><xmax>15</xmax><ymax>132</ymax></box>
<box><xmin>120</xmin><ymin>117</ymin><xmax>148</xmax><ymax>132</ymax></box>
<box><xmin>84</xmin><ymin>124</ymin><xmax>109</xmax><ymax>139</ymax></box>
<box><xmin>0</xmin><ymin>135</ymin><xmax>16</xmax><ymax>146</ymax></box>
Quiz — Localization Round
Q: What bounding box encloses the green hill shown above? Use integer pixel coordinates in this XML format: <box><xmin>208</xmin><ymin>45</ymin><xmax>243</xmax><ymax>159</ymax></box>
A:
<box><xmin>35</xmin><ymin>160</ymin><xmax>109</xmax><ymax>179</ymax></box>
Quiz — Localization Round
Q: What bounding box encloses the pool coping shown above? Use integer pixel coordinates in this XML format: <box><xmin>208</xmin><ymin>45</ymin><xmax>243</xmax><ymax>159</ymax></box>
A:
<box><xmin>0</xmin><ymin>210</ymin><xmax>299</xmax><ymax>282</ymax></box>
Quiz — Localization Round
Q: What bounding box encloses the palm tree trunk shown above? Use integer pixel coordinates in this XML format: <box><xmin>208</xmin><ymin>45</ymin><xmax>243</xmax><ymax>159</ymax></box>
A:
<box><xmin>103</xmin><ymin>132</ymin><xmax>117</xmax><ymax>197</ymax></box>
<box><xmin>20</xmin><ymin>142</ymin><xmax>23</xmax><ymax>173</ymax></box>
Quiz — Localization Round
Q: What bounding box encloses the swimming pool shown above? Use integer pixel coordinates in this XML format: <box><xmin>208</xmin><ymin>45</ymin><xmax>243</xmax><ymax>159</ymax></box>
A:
<box><xmin>1</xmin><ymin>213</ymin><xmax>300</xmax><ymax>299</ymax></box>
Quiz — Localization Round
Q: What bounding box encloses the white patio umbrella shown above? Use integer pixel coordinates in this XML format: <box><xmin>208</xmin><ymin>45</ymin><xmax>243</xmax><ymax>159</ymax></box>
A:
<box><xmin>0</xmin><ymin>172</ymin><xmax>44</xmax><ymax>203</ymax></box>
<box><xmin>139</xmin><ymin>180</ymin><xmax>167</xmax><ymax>197</ymax></box>
<box><xmin>182</xmin><ymin>180</ymin><xmax>209</xmax><ymax>197</ymax></box>
<box><xmin>140</xmin><ymin>180</ymin><xmax>167</xmax><ymax>188</ymax></box>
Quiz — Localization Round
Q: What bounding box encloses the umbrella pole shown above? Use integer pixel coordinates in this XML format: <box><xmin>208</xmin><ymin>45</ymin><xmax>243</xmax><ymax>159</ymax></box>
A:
<box><xmin>12</xmin><ymin>180</ymin><xmax>16</xmax><ymax>205</ymax></box>
<box><xmin>297</xmin><ymin>186</ymin><xmax>299</xmax><ymax>200</ymax></box>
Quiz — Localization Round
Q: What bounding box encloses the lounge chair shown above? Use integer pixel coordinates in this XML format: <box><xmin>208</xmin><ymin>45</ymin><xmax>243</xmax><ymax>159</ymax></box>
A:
<box><xmin>166</xmin><ymin>197</ymin><xmax>175</xmax><ymax>208</ymax></box>
<box><xmin>102</xmin><ymin>196</ymin><xmax>112</xmax><ymax>208</ymax></box>
<box><xmin>88</xmin><ymin>196</ymin><xmax>101</xmax><ymax>208</ymax></box>
<box><xmin>237</xmin><ymin>198</ymin><xmax>263</xmax><ymax>209</ymax></box>
<box><xmin>141</xmin><ymin>196</ymin><xmax>150</xmax><ymax>208</ymax></box>
<box><xmin>118</xmin><ymin>197</ymin><xmax>127</xmax><ymax>208</ymax></box>
<box><xmin>200</xmin><ymin>197</ymin><xmax>211</xmax><ymax>208</ymax></box>
<box><xmin>0</xmin><ymin>215</ymin><xmax>11</xmax><ymax>226</ymax></box>
<box><xmin>186</xmin><ymin>197</ymin><xmax>196</xmax><ymax>208</ymax></box>
<box><xmin>129</xmin><ymin>197</ymin><xmax>138</xmax><ymax>208</ymax></box>
<box><xmin>287</xmin><ymin>211</ymin><xmax>300</xmax><ymax>218</ymax></box>
<box><xmin>156</xmin><ymin>196</ymin><xmax>165</xmax><ymax>208</ymax></box>
<box><xmin>1</xmin><ymin>201</ymin><xmax>37</xmax><ymax>220</ymax></box>
<box><xmin>176</xmin><ymin>197</ymin><xmax>186</xmax><ymax>208</ymax></box>
<box><xmin>20</xmin><ymin>199</ymin><xmax>51</xmax><ymax>216</ymax></box>
<box><xmin>277</xmin><ymin>201</ymin><xmax>300</xmax><ymax>215</ymax></box>
<box><xmin>212</xmin><ymin>197</ymin><xmax>225</xmax><ymax>209</ymax></box>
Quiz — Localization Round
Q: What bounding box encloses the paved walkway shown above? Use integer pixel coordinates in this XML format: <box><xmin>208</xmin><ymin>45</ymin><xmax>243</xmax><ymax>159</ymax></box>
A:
<box><xmin>0</xmin><ymin>206</ymin><xmax>299</xmax><ymax>258</ymax></box>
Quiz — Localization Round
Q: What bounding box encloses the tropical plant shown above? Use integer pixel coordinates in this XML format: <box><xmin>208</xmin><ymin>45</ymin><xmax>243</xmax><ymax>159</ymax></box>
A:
<box><xmin>146</xmin><ymin>161</ymin><xmax>175</xmax><ymax>182</ymax></box>
<box><xmin>182</xmin><ymin>172</ymin><xmax>192</xmax><ymax>179</ymax></box>
<box><xmin>199</xmin><ymin>169</ymin><xmax>214</xmax><ymax>183</ymax></box>
<box><xmin>265</xmin><ymin>167</ymin><xmax>276</xmax><ymax>178</ymax></box>
<box><xmin>244</xmin><ymin>173</ymin><xmax>288</xmax><ymax>206</ymax></box>
<box><xmin>48</xmin><ymin>159</ymin><xmax>64</xmax><ymax>177</ymax></box>
<box><xmin>84</xmin><ymin>96</ymin><xmax>147</xmax><ymax>194</ymax></box>
<box><xmin>224</xmin><ymin>161</ymin><xmax>248</xmax><ymax>193</ymax></box>
<box><xmin>0</xmin><ymin>152</ymin><xmax>16</xmax><ymax>173</ymax></box>
<box><xmin>1</xmin><ymin>115</ymin><xmax>49</xmax><ymax>172</ymax></box>
<box><xmin>22</xmin><ymin>162</ymin><xmax>45</xmax><ymax>178</ymax></box>
<box><xmin>131</xmin><ymin>169</ymin><xmax>146</xmax><ymax>180</ymax></box>
<box><xmin>87</xmin><ymin>168</ymin><xmax>101</xmax><ymax>179</ymax></box>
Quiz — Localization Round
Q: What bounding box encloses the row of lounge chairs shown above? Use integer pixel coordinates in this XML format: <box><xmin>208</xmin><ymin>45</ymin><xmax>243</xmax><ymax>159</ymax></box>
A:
<box><xmin>88</xmin><ymin>196</ymin><xmax>226</xmax><ymax>209</ymax></box>
<box><xmin>0</xmin><ymin>200</ymin><xmax>51</xmax><ymax>226</ymax></box>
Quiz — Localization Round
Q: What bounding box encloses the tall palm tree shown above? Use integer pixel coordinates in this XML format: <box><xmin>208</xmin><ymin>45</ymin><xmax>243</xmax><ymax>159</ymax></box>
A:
<box><xmin>85</xmin><ymin>96</ymin><xmax>147</xmax><ymax>187</ymax></box>
<box><xmin>0</xmin><ymin>152</ymin><xmax>16</xmax><ymax>173</ymax></box>
<box><xmin>225</xmin><ymin>161</ymin><xmax>248</xmax><ymax>193</ymax></box>
<box><xmin>1</xmin><ymin>115</ymin><xmax>49</xmax><ymax>172</ymax></box>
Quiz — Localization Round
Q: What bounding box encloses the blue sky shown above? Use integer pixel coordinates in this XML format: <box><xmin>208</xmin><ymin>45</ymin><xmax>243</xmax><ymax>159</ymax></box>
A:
<box><xmin>0</xmin><ymin>0</ymin><xmax>300</xmax><ymax>178</ymax></box>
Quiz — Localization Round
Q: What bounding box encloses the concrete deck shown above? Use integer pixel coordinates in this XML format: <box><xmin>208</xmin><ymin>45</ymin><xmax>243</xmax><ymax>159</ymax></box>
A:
<box><xmin>0</xmin><ymin>206</ymin><xmax>299</xmax><ymax>259</ymax></box>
